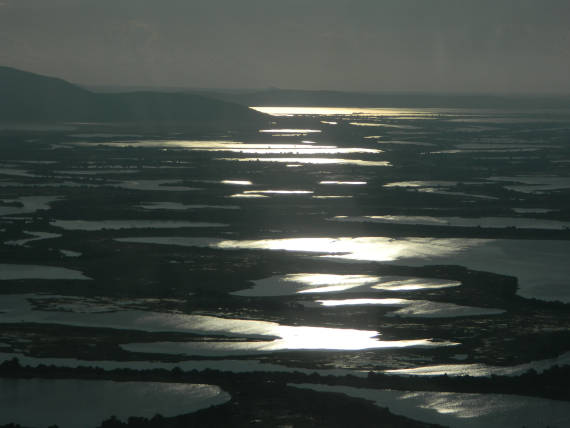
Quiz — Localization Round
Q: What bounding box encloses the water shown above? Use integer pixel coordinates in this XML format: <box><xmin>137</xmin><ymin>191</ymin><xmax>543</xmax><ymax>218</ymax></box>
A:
<box><xmin>0</xmin><ymin>295</ymin><xmax>453</xmax><ymax>355</ymax></box>
<box><xmin>217</xmin><ymin>157</ymin><xmax>391</xmax><ymax>166</ymax></box>
<box><xmin>113</xmin><ymin>179</ymin><xmax>201</xmax><ymax>192</ymax></box>
<box><xmin>385</xmin><ymin>351</ymin><xmax>570</xmax><ymax>377</ymax></box>
<box><xmin>51</xmin><ymin>220</ymin><xmax>228</xmax><ymax>231</ymax></box>
<box><xmin>232</xmin><ymin>274</ymin><xmax>459</xmax><ymax>296</ymax></box>
<box><xmin>0</xmin><ymin>379</ymin><xmax>229</xmax><ymax>428</ymax></box>
<box><xmin>5</xmin><ymin>231</ymin><xmax>61</xmax><ymax>246</ymax></box>
<box><xmin>313</xmin><ymin>298</ymin><xmax>504</xmax><ymax>318</ymax></box>
<box><xmin>290</xmin><ymin>384</ymin><xmax>570</xmax><ymax>428</ymax></box>
<box><xmin>116</xmin><ymin>236</ymin><xmax>570</xmax><ymax>302</ymax></box>
<box><xmin>139</xmin><ymin>202</ymin><xmax>240</xmax><ymax>210</ymax></box>
<box><xmin>0</xmin><ymin>196</ymin><xmax>61</xmax><ymax>217</ymax></box>
<box><xmin>0</xmin><ymin>265</ymin><xmax>91</xmax><ymax>280</ymax></box>
<box><xmin>331</xmin><ymin>215</ymin><xmax>570</xmax><ymax>230</ymax></box>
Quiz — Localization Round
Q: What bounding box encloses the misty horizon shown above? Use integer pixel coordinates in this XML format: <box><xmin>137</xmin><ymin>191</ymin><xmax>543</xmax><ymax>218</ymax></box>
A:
<box><xmin>1</xmin><ymin>0</ymin><xmax>569</xmax><ymax>95</ymax></box>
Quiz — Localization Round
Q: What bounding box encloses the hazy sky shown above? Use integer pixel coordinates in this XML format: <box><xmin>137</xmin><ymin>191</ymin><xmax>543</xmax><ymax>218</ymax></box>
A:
<box><xmin>1</xmin><ymin>0</ymin><xmax>569</xmax><ymax>94</ymax></box>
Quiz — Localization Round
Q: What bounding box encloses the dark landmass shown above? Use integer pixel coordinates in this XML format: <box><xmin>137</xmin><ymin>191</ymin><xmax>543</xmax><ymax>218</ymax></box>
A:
<box><xmin>202</xmin><ymin>88</ymin><xmax>570</xmax><ymax>110</ymax></box>
<box><xmin>82</xmin><ymin>83</ymin><xmax>570</xmax><ymax>110</ymax></box>
<box><xmin>0</xmin><ymin>66</ymin><xmax>265</xmax><ymax>124</ymax></box>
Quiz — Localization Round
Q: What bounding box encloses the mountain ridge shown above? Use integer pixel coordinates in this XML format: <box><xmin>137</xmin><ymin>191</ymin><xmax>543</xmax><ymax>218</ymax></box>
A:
<box><xmin>0</xmin><ymin>66</ymin><xmax>264</xmax><ymax>123</ymax></box>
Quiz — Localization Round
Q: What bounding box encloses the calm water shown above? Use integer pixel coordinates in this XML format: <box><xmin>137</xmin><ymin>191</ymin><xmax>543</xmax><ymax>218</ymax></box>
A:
<box><xmin>291</xmin><ymin>384</ymin><xmax>570</xmax><ymax>428</ymax></box>
<box><xmin>0</xmin><ymin>379</ymin><xmax>229</xmax><ymax>428</ymax></box>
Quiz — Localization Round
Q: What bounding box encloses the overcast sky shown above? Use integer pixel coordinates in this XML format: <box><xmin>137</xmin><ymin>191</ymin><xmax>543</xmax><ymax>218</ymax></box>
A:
<box><xmin>1</xmin><ymin>0</ymin><xmax>569</xmax><ymax>94</ymax></box>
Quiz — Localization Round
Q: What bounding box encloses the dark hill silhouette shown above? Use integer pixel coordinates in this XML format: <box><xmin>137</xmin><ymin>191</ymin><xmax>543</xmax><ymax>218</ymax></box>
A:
<box><xmin>0</xmin><ymin>66</ymin><xmax>264</xmax><ymax>123</ymax></box>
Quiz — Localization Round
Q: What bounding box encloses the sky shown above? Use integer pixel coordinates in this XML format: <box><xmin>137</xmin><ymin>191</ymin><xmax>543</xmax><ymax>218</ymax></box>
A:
<box><xmin>1</xmin><ymin>0</ymin><xmax>569</xmax><ymax>94</ymax></box>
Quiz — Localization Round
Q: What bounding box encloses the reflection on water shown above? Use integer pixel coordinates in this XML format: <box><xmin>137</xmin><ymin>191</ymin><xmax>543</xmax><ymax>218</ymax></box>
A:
<box><xmin>384</xmin><ymin>180</ymin><xmax>459</xmax><ymax>188</ymax></box>
<box><xmin>512</xmin><ymin>208</ymin><xmax>555</xmax><ymax>214</ymax></box>
<box><xmin>0</xmin><ymin>264</ymin><xmax>90</xmax><ymax>280</ymax></box>
<box><xmin>316</xmin><ymin>298</ymin><xmax>407</xmax><ymax>306</ymax></box>
<box><xmin>320</xmin><ymin>181</ymin><xmax>367</xmax><ymax>185</ymax></box>
<box><xmin>0</xmin><ymin>295</ymin><xmax>450</xmax><ymax>355</ymax></box>
<box><xmin>115</xmin><ymin>236</ymin><xmax>570</xmax><ymax>302</ymax></box>
<box><xmin>376</xmin><ymin>140</ymin><xmax>435</xmax><ymax>146</ymax></box>
<box><xmin>313</xmin><ymin>298</ymin><xmax>502</xmax><ymax>318</ymax></box>
<box><xmin>259</xmin><ymin>129</ymin><xmax>321</xmax><ymax>133</ymax></box>
<box><xmin>0</xmin><ymin>351</ymin><xmax>363</xmax><ymax>378</ymax></box>
<box><xmin>115</xmin><ymin>236</ymin><xmax>480</xmax><ymax>262</ymax></box>
<box><xmin>233</xmin><ymin>274</ymin><xmax>381</xmax><ymax>296</ymax></box>
<box><xmin>122</xmin><ymin>330</ymin><xmax>445</xmax><ymax>356</ymax></box>
<box><xmin>51</xmin><ymin>220</ymin><xmax>227</xmax><ymax>231</ymax></box>
<box><xmin>6</xmin><ymin>231</ymin><xmax>61</xmax><ymax>247</ymax></box>
<box><xmin>0</xmin><ymin>196</ymin><xmax>61</xmax><ymax>217</ymax></box>
<box><xmin>243</xmin><ymin>190</ymin><xmax>313</xmax><ymax>195</ymax></box>
<box><xmin>0</xmin><ymin>379</ymin><xmax>229</xmax><ymax>428</ymax></box>
<box><xmin>229</xmin><ymin>193</ymin><xmax>269</xmax><ymax>198</ymax></box>
<box><xmin>221</xmin><ymin>180</ymin><xmax>252</xmax><ymax>185</ymax></box>
<box><xmin>350</xmin><ymin>122</ymin><xmax>415</xmax><ymax>129</ymax></box>
<box><xmin>385</xmin><ymin>351</ymin><xmax>570</xmax><ymax>377</ymax></box>
<box><xmin>214</xmin><ymin>237</ymin><xmax>481</xmax><ymax>262</ymax></box>
<box><xmin>114</xmin><ymin>180</ymin><xmax>200</xmax><ymax>192</ymax></box>
<box><xmin>331</xmin><ymin>215</ymin><xmax>570</xmax><ymax>230</ymax></box>
<box><xmin>217</xmin><ymin>157</ymin><xmax>391</xmax><ymax>166</ymax></box>
<box><xmin>139</xmin><ymin>202</ymin><xmax>239</xmax><ymax>210</ymax></box>
<box><xmin>233</xmin><ymin>274</ymin><xmax>459</xmax><ymax>296</ymax></box>
<box><xmin>251</xmin><ymin>106</ymin><xmax>447</xmax><ymax>117</ymax></box>
<box><xmin>487</xmin><ymin>175</ymin><xmax>570</xmax><ymax>193</ymax></box>
<box><xmin>371</xmin><ymin>277</ymin><xmax>460</xmax><ymax>291</ymax></box>
<box><xmin>79</xmin><ymin>140</ymin><xmax>381</xmax><ymax>155</ymax></box>
<box><xmin>291</xmin><ymin>384</ymin><xmax>570</xmax><ymax>428</ymax></box>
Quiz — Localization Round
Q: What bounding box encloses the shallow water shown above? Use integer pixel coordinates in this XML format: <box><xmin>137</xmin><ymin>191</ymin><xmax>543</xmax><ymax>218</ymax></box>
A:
<box><xmin>487</xmin><ymin>175</ymin><xmax>570</xmax><ymax>193</ymax></box>
<box><xmin>0</xmin><ymin>379</ymin><xmax>229</xmax><ymax>428</ymax></box>
<box><xmin>384</xmin><ymin>351</ymin><xmax>570</xmax><ymax>377</ymax></box>
<box><xmin>5</xmin><ymin>231</ymin><xmax>61</xmax><ymax>246</ymax></box>
<box><xmin>139</xmin><ymin>202</ymin><xmax>240</xmax><ymax>210</ymax></box>
<box><xmin>51</xmin><ymin>220</ymin><xmax>227</xmax><ymax>231</ymax></box>
<box><xmin>116</xmin><ymin>236</ymin><xmax>570</xmax><ymax>302</ymax></box>
<box><xmin>0</xmin><ymin>265</ymin><xmax>90</xmax><ymax>280</ymax></box>
<box><xmin>251</xmin><ymin>106</ymin><xmax>450</xmax><ymax>117</ymax></box>
<box><xmin>80</xmin><ymin>140</ymin><xmax>385</xmax><ymax>155</ymax></box>
<box><xmin>232</xmin><ymin>274</ymin><xmax>459</xmax><ymax>297</ymax></box>
<box><xmin>331</xmin><ymin>215</ymin><xmax>570</xmax><ymax>230</ymax></box>
<box><xmin>217</xmin><ymin>157</ymin><xmax>391</xmax><ymax>166</ymax></box>
<box><xmin>291</xmin><ymin>384</ymin><xmax>570</xmax><ymax>428</ymax></box>
<box><xmin>319</xmin><ymin>181</ymin><xmax>367</xmax><ymax>185</ymax></box>
<box><xmin>0</xmin><ymin>351</ymin><xmax>364</xmax><ymax>377</ymax></box>
<box><xmin>113</xmin><ymin>180</ymin><xmax>200</xmax><ymax>192</ymax></box>
<box><xmin>0</xmin><ymin>295</ymin><xmax>452</xmax><ymax>355</ymax></box>
<box><xmin>314</xmin><ymin>298</ymin><xmax>503</xmax><ymax>318</ymax></box>
<box><xmin>0</xmin><ymin>196</ymin><xmax>61</xmax><ymax>217</ymax></box>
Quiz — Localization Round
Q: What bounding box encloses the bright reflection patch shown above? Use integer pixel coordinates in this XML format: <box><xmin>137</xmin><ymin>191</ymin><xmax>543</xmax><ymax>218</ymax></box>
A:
<box><xmin>243</xmin><ymin>190</ymin><xmax>313</xmax><ymax>195</ymax></box>
<box><xmin>217</xmin><ymin>158</ymin><xmax>391</xmax><ymax>167</ymax></box>
<box><xmin>221</xmin><ymin>180</ymin><xmax>252</xmax><ymax>185</ymax></box>
<box><xmin>251</xmin><ymin>107</ymin><xmax>446</xmax><ymax>117</ymax></box>
<box><xmin>316</xmin><ymin>298</ymin><xmax>407</xmax><ymax>306</ymax></box>
<box><xmin>232</xmin><ymin>273</ymin><xmax>459</xmax><ymax>297</ymax></box>
<box><xmin>320</xmin><ymin>181</ymin><xmax>367</xmax><ymax>185</ymax></box>
<box><xmin>259</xmin><ymin>129</ymin><xmax>321</xmax><ymax>133</ymax></box>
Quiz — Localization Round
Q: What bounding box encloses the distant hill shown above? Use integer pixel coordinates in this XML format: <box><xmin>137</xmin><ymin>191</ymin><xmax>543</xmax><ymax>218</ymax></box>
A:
<box><xmin>206</xmin><ymin>88</ymin><xmax>570</xmax><ymax>110</ymax></box>
<box><xmin>0</xmin><ymin>67</ymin><xmax>265</xmax><ymax>123</ymax></box>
